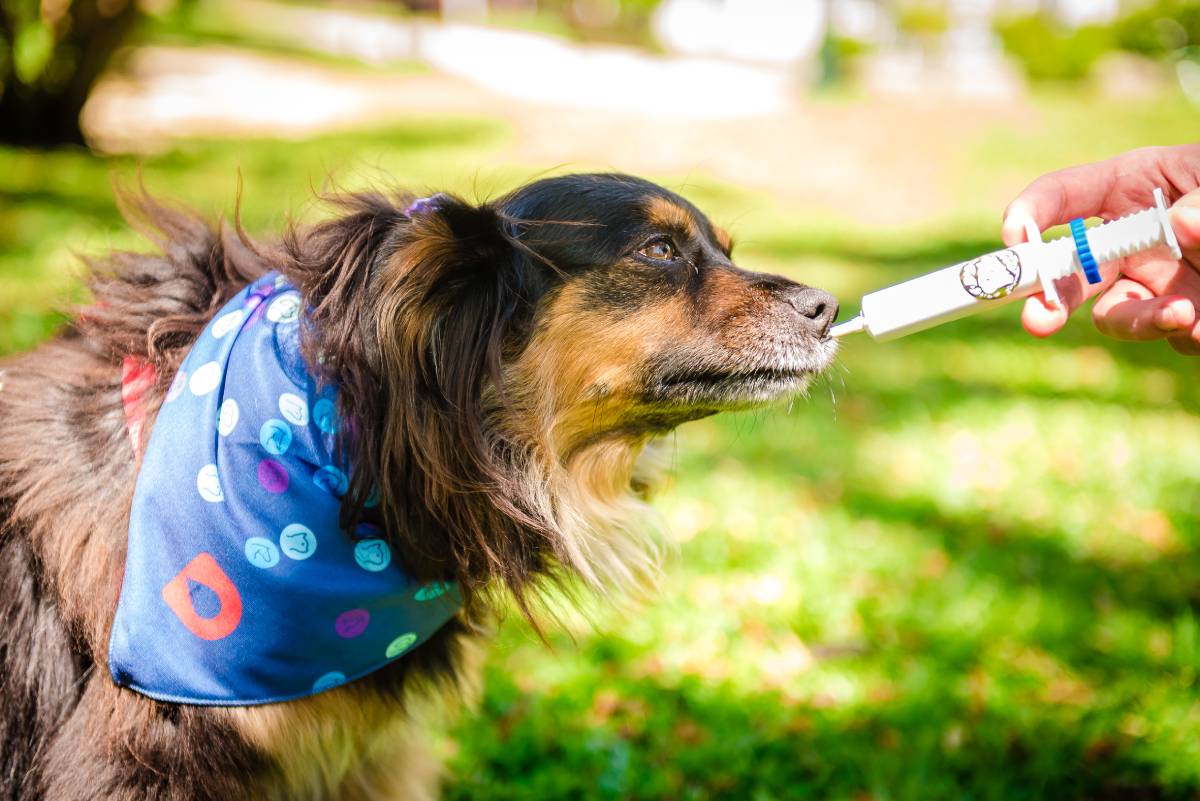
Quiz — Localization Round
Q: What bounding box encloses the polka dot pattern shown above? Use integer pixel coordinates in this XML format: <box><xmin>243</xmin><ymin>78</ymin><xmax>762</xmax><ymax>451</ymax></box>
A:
<box><xmin>313</xmin><ymin>465</ymin><xmax>349</xmax><ymax>497</ymax></box>
<box><xmin>278</xmin><ymin>393</ymin><xmax>308</xmax><ymax>426</ymax></box>
<box><xmin>354</xmin><ymin>539</ymin><xmax>392</xmax><ymax>572</ymax></box>
<box><xmin>196</xmin><ymin>464</ymin><xmax>224</xmax><ymax>503</ymax></box>
<box><xmin>245</xmin><ymin>537</ymin><xmax>280</xmax><ymax>569</ymax></box>
<box><xmin>385</xmin><ymin>633</ymin><xmax>418</xmax><ymax>659</ymax></box>
<box><xmin>188</xmin><ymin>362</ymin><xmax>222</xmax><ymax>396</ymax></box>
<box><xmin>113</xmin><ymin>272</ymin><xmax>461</xmax><ymax>706</ymax></box>
<box><xmin>414</xmin><ymin>582</ymin><xmax>450</xmax><ymax>602</ymax></box>
<box><xmin>279</xmin><ymin>523</ymin><xmax>317</xmax><ymax>560</ymax></box>
<box><xmin>312</xmin><ymin>672</ymin><xmax>346</xmax><ymax>694</ymax></box>
<box><xmin>259</xmin><ymin>419</ymin><xmax>292</xmax><ymax>456</ymax></box>
<box><xmin>335</xmin><ymin>609</ymin><xmax>370</xmax><ymax>639</ymax></box>
<box><xmin>313</xmin><ymin>398</ymin><xmax>338</xmax><ymax>434</ymax></box>
<box><xmin>257</xmin><ymin>459</ymin><xmax>289</xmax><ymax>493</ymax></box>
<box><xmin>211</xmin><ymin>309</ymin><xmax>245</xmax><ymax>339</ymax></box>
<box><xmin>266</xmin><ymin>292</ymin><xmax>301</xmax><ymax>324</ymax></box>
<box><xmin>217</xmin><ymin>399</ymin><xmax>240</xmax><ymax>437</ymax></box>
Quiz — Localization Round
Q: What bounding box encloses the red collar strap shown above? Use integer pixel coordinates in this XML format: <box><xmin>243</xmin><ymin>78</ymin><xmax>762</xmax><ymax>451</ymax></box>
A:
<box><xmin>121</xmin><ymin>356</ymin><xmax>157</xmax><ymax>456</ymax></box>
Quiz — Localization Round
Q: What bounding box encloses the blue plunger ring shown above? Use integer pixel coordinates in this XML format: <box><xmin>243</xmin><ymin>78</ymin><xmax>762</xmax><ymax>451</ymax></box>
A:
<box><xmin>1069</xmin><ymin>218</ymin><xmax>1102</xmax><ymax>285</ymax></box>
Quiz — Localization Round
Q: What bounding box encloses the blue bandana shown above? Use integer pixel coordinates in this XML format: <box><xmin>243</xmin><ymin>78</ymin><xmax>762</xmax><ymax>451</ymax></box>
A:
<box><xmin>108</xmin><ymin>273</ymin><xmax>461</xmax><ymax>706</ymax></box>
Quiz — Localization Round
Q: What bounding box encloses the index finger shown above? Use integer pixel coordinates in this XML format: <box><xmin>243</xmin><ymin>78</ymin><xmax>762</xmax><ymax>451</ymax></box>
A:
<box><xmin>1001</xmin><ymin>148</ymin><xmax>1173</xmax><ymax>246</ymax></box>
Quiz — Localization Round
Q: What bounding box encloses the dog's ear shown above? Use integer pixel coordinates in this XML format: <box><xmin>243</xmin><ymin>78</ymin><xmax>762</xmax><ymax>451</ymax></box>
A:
<box><xmin>315</xmin><ymin>193</ymin><xmax>556</xmax><ymax>610</ymax></box>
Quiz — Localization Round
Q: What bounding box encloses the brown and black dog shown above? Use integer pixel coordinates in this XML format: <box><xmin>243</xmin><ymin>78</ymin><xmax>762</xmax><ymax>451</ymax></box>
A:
<box><xmin>0</xmin><ymin>173</ymin><xmax>837</xmax><ymax>800</ymax></box>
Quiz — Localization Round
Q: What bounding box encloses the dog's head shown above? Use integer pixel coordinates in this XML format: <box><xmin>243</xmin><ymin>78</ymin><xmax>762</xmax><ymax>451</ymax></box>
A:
<box><xmin>289</xmin><ymin>174</ymin><xmax>837</xmax><ymax>611</ymax></box>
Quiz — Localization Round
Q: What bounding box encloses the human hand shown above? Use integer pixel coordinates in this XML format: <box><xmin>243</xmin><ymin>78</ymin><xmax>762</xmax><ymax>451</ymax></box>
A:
<box><xmin>1001</xmin><ymin>144</ymin><xmax>1200</xmax><ymax>354</ymax></box>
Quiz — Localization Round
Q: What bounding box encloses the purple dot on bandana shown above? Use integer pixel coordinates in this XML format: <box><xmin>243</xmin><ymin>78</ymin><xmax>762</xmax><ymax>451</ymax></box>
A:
<box><xmin>257</xmin><ymin>459</ymin><xmax>289</xmax><ymax>493</ymax></box>
<box><xmin>335</xmin><ymin>608</ymin><xmax>370</xmax><ymax>639</ymax></box>
<box><xmin>246</xmin><ymin>302</ymin><xmax>267</xmax><ymax>327</ymax></box>
<box><xmin>165</xmin><ymin>370</ymin><xmax>187</xmax><ymax>403</ymax></box>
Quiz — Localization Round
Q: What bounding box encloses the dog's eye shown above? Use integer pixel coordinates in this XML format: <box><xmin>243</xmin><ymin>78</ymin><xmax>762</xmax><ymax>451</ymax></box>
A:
<box><xmin>637</xmin><ymin>239</ymin><xmax>678</xmax><ymax>262</ymax></box>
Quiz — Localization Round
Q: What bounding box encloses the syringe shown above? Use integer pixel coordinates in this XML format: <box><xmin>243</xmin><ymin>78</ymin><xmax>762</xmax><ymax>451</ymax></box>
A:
<box><xmin>829</xmin><ymin>188</ymin><xmax>1182</xmax><ymax>341</ymax></box>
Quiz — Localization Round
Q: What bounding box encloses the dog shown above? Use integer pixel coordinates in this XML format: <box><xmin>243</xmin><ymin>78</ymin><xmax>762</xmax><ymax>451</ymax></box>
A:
<box><xmin>0</xmin><ymin>173</ymin><xmax>837</xmax><ymax>800</ymax></box>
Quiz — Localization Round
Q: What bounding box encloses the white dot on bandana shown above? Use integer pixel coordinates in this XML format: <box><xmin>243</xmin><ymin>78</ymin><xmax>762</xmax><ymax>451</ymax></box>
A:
<box><xmin>385</xmin><ymin>633</ymin><xmax>418</xmax><ymax>659</ymax></box>
<box><xmin>354</xmin><ymin>539</ymin><xmax>391</xmax><ymax>572</ymax></box>
<box><xmin>211</xmin><ymin>309</ymin><xmax>245</xmax><ymax>339</ymax></box>
<box><xmin>266</xmin><ymin>292</ymin><xmax>301</xmax><ymax>324</ymax></box>
<box><xmin>217</xmin><ymin>399</ymin><xmax>239</xmax><ymax>437</ymax></box>
<box><xmin>279</xmin><ymin>523</ymin><xmax>317</xmax><ymax>561</ymax></box>
<box><xmin>259</xmin><ymin>419</ymin><xmax>292</xmax><ymax>456</ymax></box>
<box><xmin>312</xmin><ymin>671</ymin><xmax>346</xmax><ymax>694</ymax></box>
<box><xmin>278</xmin><ymin>393</ymin><xmax>308</xmax><ymax>426</ymax></box>
<box><xmin>196</xmin><ymin>464</ymin><xmax>224</xmax><ymax>503</ymax></box>
<box><xmin>188</xmin><ymin>361</ymin><xmax>222</xmax><ymax>396</ymax></box>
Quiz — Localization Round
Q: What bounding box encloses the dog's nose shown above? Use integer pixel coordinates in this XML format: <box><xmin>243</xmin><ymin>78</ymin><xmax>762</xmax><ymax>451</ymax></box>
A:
<box><xmin>785</xmin><ymin>286</ymin><xmax>839</xmax><ymax>338</ymax></box>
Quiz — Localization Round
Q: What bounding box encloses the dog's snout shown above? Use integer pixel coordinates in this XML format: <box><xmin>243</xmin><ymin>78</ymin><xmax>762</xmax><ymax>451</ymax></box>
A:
<box><xmin>784</xmin><ymin>286</ymin><xmax>838</xmax><ymax>337</ymax></box>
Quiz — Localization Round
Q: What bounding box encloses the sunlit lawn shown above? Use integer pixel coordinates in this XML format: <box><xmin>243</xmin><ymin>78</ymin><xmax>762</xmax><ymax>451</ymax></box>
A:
<box><xmin>3</xmin><ymin>90</ymin><xmax>1199</xmax><ymax>800</ymax></box>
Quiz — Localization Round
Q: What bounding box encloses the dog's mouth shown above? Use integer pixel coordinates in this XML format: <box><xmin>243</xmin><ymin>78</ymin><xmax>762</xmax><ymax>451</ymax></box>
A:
<box><xmin>644</xmin><ymin>339</ymin><xmax>837</xmax><ymax>410</ymax></box>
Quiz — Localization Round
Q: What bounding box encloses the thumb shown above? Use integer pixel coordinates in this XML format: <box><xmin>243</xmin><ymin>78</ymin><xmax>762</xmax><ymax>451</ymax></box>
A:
<box><xmin>1169</xmin><ymin>187</ymin><xmax>1200</xmax><ymax>254</ymax></box>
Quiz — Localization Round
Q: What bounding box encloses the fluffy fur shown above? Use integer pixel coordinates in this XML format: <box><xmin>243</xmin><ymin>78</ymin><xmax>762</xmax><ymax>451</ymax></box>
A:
<box><xmin>0</xmin><ymin>173</ymin><xmax>837</xmax><ymax>800</ymax></box>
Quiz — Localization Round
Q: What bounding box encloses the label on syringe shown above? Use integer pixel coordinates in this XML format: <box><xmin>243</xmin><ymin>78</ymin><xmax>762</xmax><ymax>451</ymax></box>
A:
<box><xmin>852</xmin><ymin>245</ymin><xmax>1038</xmax><ymax>340</ymax></box>
<box><xmin>958</xmin><ymin>250</ymin><xmax>1022</xmax><ymax>300</ymax></box>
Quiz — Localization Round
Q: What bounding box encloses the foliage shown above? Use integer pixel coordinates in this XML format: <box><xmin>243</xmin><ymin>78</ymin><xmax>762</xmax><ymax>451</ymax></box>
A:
<box><xmin>3</xmin><ymin>90</ymin><xmax>1200</xmax><ymax>800</ymax></box>
<box><xmin>994</xmin><ymin>15</ymin><xmax>1115</xmax><ymax>82</ymax></box>
<box><xmin>1114</xmin><ymin>0</ymin><xmax>1200</xmax><ymax>59</ymax></box>
<box><xmin>0</xmin><ymin>0</ymin><xmax>141</xmax><ymax>146</ymax></box>
<box><xmin>894</xmin><ymin>3</ymin><xmax>949</xmax><ymax>39</ymax></box>
<box><xmin>998</xmin><ymin>1</ymin><xmax>1200</xmax><ymax>83</ymax></box>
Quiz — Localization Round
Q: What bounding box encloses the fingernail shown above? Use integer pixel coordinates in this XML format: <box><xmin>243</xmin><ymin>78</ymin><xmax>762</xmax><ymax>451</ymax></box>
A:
<box><xmin>1172</xmin><ymin>206</ymin><xmax>1200</xmax><ymax>239</ymax></box>
<box><xmin>1156</xmin><ymin>306</ymin><xmax>1180</xmax><ymax>331</ymax></box>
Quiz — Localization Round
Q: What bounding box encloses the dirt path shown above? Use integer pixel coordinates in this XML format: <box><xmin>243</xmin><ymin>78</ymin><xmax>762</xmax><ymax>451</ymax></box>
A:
<box><xmin>83</xmin><ymin>35</ymin><xmax>1034</xmax><ymax>225</ymax></box>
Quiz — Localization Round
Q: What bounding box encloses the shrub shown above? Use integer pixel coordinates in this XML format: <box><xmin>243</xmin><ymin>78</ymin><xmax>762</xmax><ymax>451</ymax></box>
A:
<box><xmin>995</xmin><ymin>13</ymin><xmax>1115</xmax><ymax>82</ymax></box>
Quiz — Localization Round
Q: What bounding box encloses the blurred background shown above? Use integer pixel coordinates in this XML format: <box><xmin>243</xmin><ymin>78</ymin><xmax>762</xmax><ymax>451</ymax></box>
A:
<box><xmin>3</xmin><ymin>0</ymin><xmax>1200</xmax><ymax>798</ymax></box>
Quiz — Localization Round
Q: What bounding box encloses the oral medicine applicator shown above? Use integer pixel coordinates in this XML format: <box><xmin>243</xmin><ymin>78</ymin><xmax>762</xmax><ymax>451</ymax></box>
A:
<box><xmin>829</xmin><ymin>188</ymin><xmax>1182</xmax><ymax>341</ymax></box>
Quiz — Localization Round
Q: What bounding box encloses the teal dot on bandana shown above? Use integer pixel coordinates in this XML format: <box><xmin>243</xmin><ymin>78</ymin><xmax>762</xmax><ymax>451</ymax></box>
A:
<box><xmin>313</xmin><ymin>398</ymin><xmax>338</xmax><ymax>434</ymax></box>
<box><xmin>385</xmin><ymin>633</ymin><xmax>418</xmax><ymax>659</ymax></box>
<box><xmin>259</xmin><ymin>419</ymin><xmax>293</xmax><ymax>456</ymax></box>
<box><xmin>414</xmin><ymin>582</ymin><xmax>449</xmax><ymax>602</ymax></box>
<box><xmin>313</xmin><ymin>465</ymin><xmax>349</xmax><ymax>497</ymax></box>
<box><xmin>312</xmin><ymin>671</ymin><xmax>346</xmax><ymax>694</ymax></box>
<box><xmin>244</xmin><ymin>537</ymin><xmax>280</xmax><ymax>569</ymax></box>
<box><xmin>279</xmin><ymin>523</ymin><xmax>317</xmax><ymax>561</ymax></box>
<box><xmin>354</xmin><ymin>539</ymin><xmax>391</xmax><ymax>572</ymax></box>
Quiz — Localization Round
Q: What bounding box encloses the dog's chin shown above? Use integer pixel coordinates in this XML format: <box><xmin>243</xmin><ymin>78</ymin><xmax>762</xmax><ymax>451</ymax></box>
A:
<box><xmin>645</xmin><ymin>338</ymin><xmax>838</xmax><ymax>412</ymax></box>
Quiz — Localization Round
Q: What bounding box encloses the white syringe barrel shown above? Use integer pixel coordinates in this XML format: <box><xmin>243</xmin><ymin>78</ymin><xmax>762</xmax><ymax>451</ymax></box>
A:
<box><xmin>857</xmin><ymin>240</ymin><xmax>1061</xmax><ymax>341</ymax></box>
<box><xmin>851</xmin><ymin>194</ymin><xmax>1179</xmax><ymax>342</ymax></box>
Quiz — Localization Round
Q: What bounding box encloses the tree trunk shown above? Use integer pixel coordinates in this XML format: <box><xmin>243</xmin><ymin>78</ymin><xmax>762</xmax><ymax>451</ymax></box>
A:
<box><xmin>0</xmin><ymin>0</ymin><xmax>140</xmax><ymax>147</ymax></box>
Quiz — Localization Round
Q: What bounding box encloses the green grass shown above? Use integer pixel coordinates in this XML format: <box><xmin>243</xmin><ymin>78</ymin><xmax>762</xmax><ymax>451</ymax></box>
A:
<box><xmin>4</xmin><ymin>89</ymin><xmax>1200</xmax><ymax>800</ymax></box>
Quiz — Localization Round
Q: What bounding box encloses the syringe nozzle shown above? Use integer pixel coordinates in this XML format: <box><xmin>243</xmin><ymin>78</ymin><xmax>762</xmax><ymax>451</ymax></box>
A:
<box><xmin>829</xmin><ymin>314</ymin><xmax>866</xmax><ymax>339</ymax></box>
